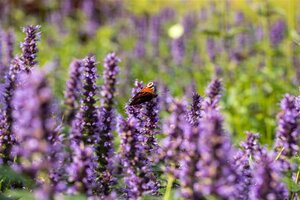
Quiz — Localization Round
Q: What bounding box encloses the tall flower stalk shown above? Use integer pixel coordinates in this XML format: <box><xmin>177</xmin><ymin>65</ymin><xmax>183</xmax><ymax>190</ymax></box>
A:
<box><xmin>12</xmin><ymin>69</ymin><xmax>59</xmax><ymax>200</ymax></box>
<box><xmin>79</xmin><ymin>55</ymin><xmax>99</xmax><ymax>144</ymax></box>
<box><xmin>97</xmin><ymin>52</ymin><xmax>120</xmax><ymax>195</ymax></box>
<box><xmin>4</xmin><ymin>29</ymin><xmax>15</xmax><ymax>67</ymax></box>
<box><xmin>275</xmin><ymin>94</ymin><xmax>300</xmax><ymax>157</ymax></box>
<box><xmin>64</xmin><ymin>59</ymin><xmax>83</xmax><ymax>123</ymax></box>
<box><xmin>20</xmin><ymin>25</ymin><xmax>41</xmax><ymax>72</ymax></box>
<box><xmin>0</xmin><ymin>57</ymin><xmax>22</xmax><ymax>164</ymax></box>
<box><xmin>197</xmin><ymin>110</ymin><xmax>237</xmax><ymax>199</ymax></box>
<box><xmin>119</xmin><ymin>116</ymin><xmax>158</xmax><ymax>199</ymax></box>
<box><xmin>203</xmin><ymin>78</ymin><xmax>222</xmax><ymax>110</ymax></box>
<box><xmin>233</xmin><ymin>132</ymin><xmax>262</xmax><ymax>200</ymax></box>
<box><xmin>250</xmin><ymin>151</ymin><xmax>288</xmax><ymax>200</ymax></box>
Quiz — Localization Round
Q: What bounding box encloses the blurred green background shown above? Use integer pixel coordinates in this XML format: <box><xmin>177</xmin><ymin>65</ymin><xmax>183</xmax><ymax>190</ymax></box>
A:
<box><xmin>2</xmin><ymin>0</ymin><xmax>300</xmax><ymax>145</ymax></box>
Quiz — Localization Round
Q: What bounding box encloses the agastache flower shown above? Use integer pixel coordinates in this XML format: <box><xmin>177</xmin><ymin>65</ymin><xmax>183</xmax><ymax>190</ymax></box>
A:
<box><xmin>206</xmin><ymin>38</ymin><xmax>217</xmax><ymax>62</ymax></box>
<box><xmin>20</xmin><ymin>25</ymin><xmax>41</xmax><ymax>72</ymax></box>
<box><xmin>143</xmin><ymin>96</ymin><xmax>160</xmax><ymax>156</ymax></box>
<box><xmin>133</xmin><ymin>16</ymin><xmax>147</xmax><ymax>58</ymax></box>
<box><xmin>67</xmin><ymin>139</ymin><xmax>98</xmax><ymax>196</ymax></box>
<box><xmin>125</xmin><ymin>80</ymin><xmax>144</xmax><ymax>120</ymax></box>
<box><xmin>64</xmin><ymin>59</ymin><xmax>83</xmax><ymax>123</ymax></box>
<box><xmin>269</xmin><ymin>19</ymin><xmax>286</xmax><ymax>47</ymax></box>
<box><xmin>150</xmin><ymin>14</ymin><xmax>161</xmax><ymax>57</ymax></box>
<box><xmin>97</xmin><ymin>52</ymin><xmax>120</xmax><ymax>195</ymax></box>
<box><xmin>119</xmin><ymin>116</ymin><xmax>159</xmax><ymax>199</ymax></box>
<box><xmin>203</xmin><ymin>78</ymin><xmax>223</xmax><ymax>110</ymax></box>
<box><xmin>79</xmin><ymin>55</ymin><xmax>99</xmax><ymax>144</ymax></box>
<box><xmin>197</xmin><ymin>110</ymin><xmax>238</xmax><ymax>198</ymax></box>
<box><xmin>12</xmin><ymin>69</ymin><xmax>58</xmax><ymax>200</ymax></box>
<box><xmin>233</xmin><ymin>132</ymin><xmax>262</xmax><ymax>200</ymax></box>
<box><xmin>171</xmin><ymin>36</ymin><xmax>185</xmax><ymax>65</ymax></box>
<box><xmin>275</xmin><ymin>94</ymin><xmax>300</xmax><ymax>157</ymax></box>
<box><xmin>4</xmin><ymin>29</ymin><xmax>15</xmax><ymax>67</ymax></box>
<box><xmin>250</xmin><ymin>151</ymin><xmax>288</xmax><ymax>200</ymax></box>
<box><xmin>0</xmin><ymin>57</ymin><xmax>22</xmax><ymax>164</ymax></box>
<box><xmin>178</xmin><ymin>118</ymin><xmax>203</xmax><ymax>199</ymax></box>
<box><xmin>188</xmin><ymin>92</ymin><xmax>203</xmax><ymax>127</ymax></box>
<box><xmin>160</xmin><ymin>100</ymin><xmax>187</xmax><ymax>177</ymax></box>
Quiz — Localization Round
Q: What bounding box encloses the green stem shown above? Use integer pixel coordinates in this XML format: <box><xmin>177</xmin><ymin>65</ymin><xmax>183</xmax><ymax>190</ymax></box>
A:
<box><xmin>290</xmin><ymin>170</ymin><xmax>300</xmax><ymax>200</ymax></box>
<box><xmin>164</xmin><ymin>174</ymin><xmax>175</xmax><ymax>200</ymax></box>
<box><xmin>275</xmin><ymin>147</ymin><xmax>285</xmax><ymax>161</ymax></box>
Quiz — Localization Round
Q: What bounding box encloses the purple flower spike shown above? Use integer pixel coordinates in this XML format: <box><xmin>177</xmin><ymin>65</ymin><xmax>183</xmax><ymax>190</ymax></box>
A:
<box><xmin>179</xmin><ymin>116</ymin><xmax>203</xmax><ymax>199</ymax></box>
<box><xmin>119</xmin><ymin>116</ymin><xmax>159</xmax><ymax>199</ymax></box>
<box><xmin>197</xmin><ymin>110</ymin><xmax>237</xmax><ymax>199</ymax></box>
<box><xmin>67</xmin><ymin>140</ymin><xmax>98</xmax><ymax>197</ymax></box>
<box><xmin>0</xmin><ymin>57</ymin><xmax>23</xmax><ymax>164</ymax></box>
<box><xmin>80</xmin><ymin>55</ymin><xmax>99</xmax><ymax>144</ymax></box>
<box><xmin>203</xmin><ymin>78</ymin><xmax>222</xmax><ymax>110</ymax></box>
<box><xmin>125</xmin><ymin>80</ymin><xmax>144</xmax><ymax>119</ymax></box>
<box><xmin>97</xmin><ymin>52</ymin><xmax>120</xmax><ymax>195</ymax></box>
<box><xmin>143</xmin><ymin>95</ymin><xmax>160</xmax><ymax>157</ymax></box>
<box><xmin>188</xmin><ymin>92</ymin><xmax>203</xmax><ymax>126</ymax></box>
<box><xmin>4</xmin><ymin>29</ymin><xmax>15</xmax><ymax>67</ymax></box>
<box><xmin>270</xmin><ymin>19</ymin><xmax>286</xmax><ymax>47</ymax></box>
<box><xmin>171</xmin><ymin>36</ymin><xmax>185</xmax><ymax>65</ymax></box>
<box><xmin>12</xmin><ymin>69</ymin><xmax>59</xmax><ymax>200</ymax></box>
<box><xmin>101</xmin><ymin>52</ymin><xmax>120</xmax><ymax>110</ymax></box>
<box><xmin>64</xmin><ymin>59</ymin><xmax>83</xmax><ymax>123</ymax></box>
<box><xmin>20</xmin><ymin>25</ymin><xmax>41</xmax><ymax>72</ymax></box>
<box><xmin>150</xmin><ymin>14</ymin><xmax>161</xmax><ymax>57</ymax></box>
<box><xmin>233</xmin><ymin>132</ymin><xmax>262</xmax><ymax>200</ymax></box>
<box><xmin>160</xmin><ymin>100</ymin><xmax>187</xmax><ymax>177</ymax></box>
<box><xmin>250</xmin><ymin>151</ymin><xmax>288</xmax><ymax>200</ymax></box>
<box><xmin>241</xmin><ymin>132</ymin><xmax>263</xmax><ymax>158</ymax></box>
<box><xmin>275</xmin><ymin>94</ymin><xmax>300</xmax><ymax>157</ymax></box>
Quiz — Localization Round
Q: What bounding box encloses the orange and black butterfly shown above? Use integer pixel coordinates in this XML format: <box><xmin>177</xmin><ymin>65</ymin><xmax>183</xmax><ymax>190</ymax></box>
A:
<box><xmin>129</xmin><ymin>82</ymin><xmax>157</xmax><ymax>106</ymax></box>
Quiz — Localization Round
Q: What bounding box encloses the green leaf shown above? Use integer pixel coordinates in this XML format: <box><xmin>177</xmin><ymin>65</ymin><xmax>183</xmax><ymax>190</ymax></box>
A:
<box><xmin>62</xmin><ymin>194</ymin><xmax>87</xmax><ymax>200</ymax></box>
<box><xmin>5</xmin><ymin>190</ymin><xmax>35</xmax><ymax>200</ymax></box>
<box><xmin>283</xmin><ymin>177</ymin><xmax>300</xmax><ymax>192</ymax></box>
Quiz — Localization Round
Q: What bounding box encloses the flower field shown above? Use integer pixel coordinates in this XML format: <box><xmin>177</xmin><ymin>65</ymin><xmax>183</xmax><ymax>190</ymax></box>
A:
<box><xmin>1</xmin><ymin>0</ymin><xmax>300</xmax><ymax>199</ymax></box>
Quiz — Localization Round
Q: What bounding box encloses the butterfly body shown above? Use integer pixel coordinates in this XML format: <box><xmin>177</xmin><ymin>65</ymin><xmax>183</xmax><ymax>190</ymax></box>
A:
<box><xmin>129</xmin><ymin>82</ymin><xmax>157</xmax><ymax>106</ymax></box>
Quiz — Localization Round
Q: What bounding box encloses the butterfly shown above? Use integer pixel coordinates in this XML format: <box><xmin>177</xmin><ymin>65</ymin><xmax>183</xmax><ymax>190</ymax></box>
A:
<box><xmin>129</xmin><ymin>82</ymin><xmax>158</xmax><ymax>106</ymax></box>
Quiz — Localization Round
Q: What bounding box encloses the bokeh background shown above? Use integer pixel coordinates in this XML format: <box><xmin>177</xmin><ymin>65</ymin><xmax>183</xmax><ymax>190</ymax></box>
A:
<box><xmin>1</xmin><ymin>0</ymin><xmax>300</xmax><ymax>145</ymax></box>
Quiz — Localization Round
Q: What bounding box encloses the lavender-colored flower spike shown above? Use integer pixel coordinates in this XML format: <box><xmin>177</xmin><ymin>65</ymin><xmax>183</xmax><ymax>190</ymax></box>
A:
<box><xmin>250</xmin><ymin>151</ymin><xmax>288</xmax><ymax>200</ymax></box>
<box><xmin>126</xmin><ymin>80</ymin><xmax>143</xmax><ymax>119</ymax></box>
<box><xmin>275</xmin><ymin>94</ymin><xmax>300</xmax><ymax>157</ymax></box>
<box><xmin>0</xmin><ymin>57</ymin><xmax>22</xmax><ymax>164</ymax></box>
<box><xmin>12</xmin><ymin>69</ymin><xmax>58</xmax><ymax>200</ymax></box>
<box><xmin>20</xmin><ymin>25</ymin><xmax>41</xmax><ymax>72</ymax></box>
<box><xmin>4</xmin><ymin>29</ymin><xmax>15</xmax><ymax>67</ymax></box>
<box><xmin>150</xmin><ymin>14</ymin><xmax>161</xmax><ymax>57</ymax></box>
<box><xmin>143</xmin><ymin>95</ymin><xmax>160</xmax><ymax>156</ymax></box>
<box><xmin>188</xmin><ymin>92</ymin><xmax>203</xmax><ymax>127</ymax></box>
<box><xmin>133</xmin><ymin>16</ymin><xmax>147</xmax><ymax>58</ymax></box>
<box><xmin>101</xmin><ymin>52</ymin><xmax>120</xmax><ymax>109</ymax></box>
<box><xmin>80</xmin><ymin>55</ymin><xmax>99</xmax><ymax>144</ymax></box>
<box><xmin>197</xmin><ymin>110</ymin><xmax>237</xmax><ymax>198</ymax></box>
<box><xmin>67</xmin><ymin>140</ymin><xmax>98</xmax><ymax>196</ymax></box>
<box><xmin>119</xmin><ymin>116</ymin><xmax>159</xmax><ymax>199</ymax></box>
<box><xmin>233</xmin><ymin>132</ymin><xmax>262</xmax><ymax>200</ymax></box>
<box><xmin>64</xmin><ymin>59</ymin><xmax>83</xmax><ymax>123</ymax></box>
<box><xmin>171</xmin><ymin>36</ymin><xmax>185</xmax><ymax>65</ymax></box>
<box><xmin>203</xmin><ymin>78</ymin><xmax>223</xmax><ymax>110</ymax></box>
<box><xmin>241</xmin><ymin>132</ymin><xmax>263</xmax><ymax>158</ymax></box>
<box><xmin>206</xmin><ymin>38</ymin><xmax>217</xmax><ymax>62</ymax></box>
<box><xmin>269</xmin><ymin>19</ymin><xmax>286</xmax><ymax>47</ymax></box>
<box><xmin>97</xmin><ymin>52</ymin><xmax>120</xmax><ymax>195</ymax></box>
<box><xmin>160</xmin><ymin>100</ymin><xmax>187</xmax><ymax>177</ymax></box>
<box><xmin>178</xmin><ymin>117</ymin><xmax>203</xmax><ymax>199</ymax></box>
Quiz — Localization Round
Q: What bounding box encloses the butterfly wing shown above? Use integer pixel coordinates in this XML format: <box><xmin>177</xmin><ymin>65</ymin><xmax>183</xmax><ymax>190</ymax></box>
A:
<box><xmin>129</xmin><ymin>92</ymin><xmax>157</xmax><ymax>105</ymax></box>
